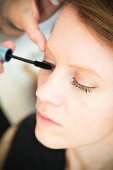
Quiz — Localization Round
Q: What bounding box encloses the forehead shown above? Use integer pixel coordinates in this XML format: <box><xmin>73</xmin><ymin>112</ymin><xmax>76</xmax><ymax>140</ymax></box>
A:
<box><xmin>48</xmin><ymin>4</ymin><xmax>113</xmax><ymax>64</ymax></box>
<box><xmin>48</xmin><ymin>5</ymin><xmax>106</xmax><ymax>59</ymax></box>
<box><xmin>47</xmin><ymin>5</ymin><xmax>113</xmax><ymax>81</ymax></box>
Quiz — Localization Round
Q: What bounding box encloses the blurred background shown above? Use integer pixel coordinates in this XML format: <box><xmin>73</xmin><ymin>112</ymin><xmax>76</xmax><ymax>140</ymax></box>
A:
<box><xmin>0</xmin><ymin>10</ymin><xmax>60</xmax><ymax>127</ymax></box>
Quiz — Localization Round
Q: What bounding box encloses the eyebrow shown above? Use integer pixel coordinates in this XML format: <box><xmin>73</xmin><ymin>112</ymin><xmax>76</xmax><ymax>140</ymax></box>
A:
<box><xmin>69</xmin><ymin>64</ymin><xmax>104</xmax><ymax>81</ymax></box>
<box><xmin>46</xmin><ymin>45</ymin><xmax>103</xmax><ymax>82</ymax></box>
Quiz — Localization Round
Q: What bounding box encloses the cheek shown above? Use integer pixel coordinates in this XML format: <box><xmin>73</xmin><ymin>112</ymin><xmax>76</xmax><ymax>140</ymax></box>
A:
<box><xmin>66</xmin><ymin>88</ymin><xmax>113</xmax><ymax>126</ymax></box>
<box><xmin>37</xmin><ymin>70</ymin><xmax>113</xmax><ymax>146</ymax></box>
<box><xmin>64</xmin><ymin>90</ymin><xmax>113</xmax><ymax>146</ymax></box>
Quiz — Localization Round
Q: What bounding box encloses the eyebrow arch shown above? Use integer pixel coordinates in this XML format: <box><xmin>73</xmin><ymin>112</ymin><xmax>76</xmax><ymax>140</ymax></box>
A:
<box><xmin>46</xmin><ymin>42</ymin><xmax>104</xmax><ymax>82</ymax></box>
<box><xmin>69</xmin><ymin>64</ymin><xmax>104</xmax><ymax>81</ymax></box>
<box><xmin>46</xmin><ymin>47</ymin><xmax>102</xmax><ymax>80</ymax></box>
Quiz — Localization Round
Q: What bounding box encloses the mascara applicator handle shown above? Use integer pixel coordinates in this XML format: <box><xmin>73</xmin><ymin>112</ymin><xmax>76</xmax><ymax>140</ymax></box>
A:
<box><xmin>0</xmin><ymin>46</ymin><xmax>13</xmax><ymax>62</ymax></box>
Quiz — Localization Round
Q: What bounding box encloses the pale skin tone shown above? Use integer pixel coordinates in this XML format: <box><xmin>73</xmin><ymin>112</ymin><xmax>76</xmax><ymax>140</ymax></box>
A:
<box><xmin>35</xmin><ymin>4</ymin><xmax>113</xmax><ymax>170</ymax></box>
<box><xmin>1</xmin><ymin>2</ymin><xmax>113</xmax><ymax>170</ymax></box>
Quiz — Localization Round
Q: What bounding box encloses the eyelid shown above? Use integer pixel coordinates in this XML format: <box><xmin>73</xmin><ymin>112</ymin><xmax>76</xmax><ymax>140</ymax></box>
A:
<box><xmin>73</xmin><ymin>77</ymin><xmax>96</xmax><ymax>88</ymax></box>
<box><xmin>75</xmin><ymin>79</ymin><xmax>96</xmax><ymax>88</ymax></box>
<box><xmin>72</xmin><ymin>77</ymin><xmax>96</xmax><ymax>93</ymax></box>
<box><xmin>69</xmin><ymin>65</ymin><xmax>104</xmax><ymax>85</ymax></box>
<box><xmin>74</xmin><ymin>70</ymin><xmax>98</xmax><ymax>87</ymax></box>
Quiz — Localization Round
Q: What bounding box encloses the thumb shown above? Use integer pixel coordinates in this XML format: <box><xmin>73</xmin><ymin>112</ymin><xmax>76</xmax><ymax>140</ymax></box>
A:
<box><xmin>26</xmin><ymin>21</ymin><xmax>46</xmax><ymax>51</ymax></box>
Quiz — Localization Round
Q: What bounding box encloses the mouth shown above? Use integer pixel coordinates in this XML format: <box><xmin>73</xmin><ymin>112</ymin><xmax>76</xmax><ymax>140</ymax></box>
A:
<box><xmin>36</xmin><ymin>112</ymin><xmax>61</xmax><ymax>126</ymax></box>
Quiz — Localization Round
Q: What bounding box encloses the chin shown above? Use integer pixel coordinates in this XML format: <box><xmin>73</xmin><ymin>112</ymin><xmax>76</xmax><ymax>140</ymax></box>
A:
<box><xmin>35</xmin><ymin>123</ymin><xmax>68</xmax><ymax>149</ymax></box>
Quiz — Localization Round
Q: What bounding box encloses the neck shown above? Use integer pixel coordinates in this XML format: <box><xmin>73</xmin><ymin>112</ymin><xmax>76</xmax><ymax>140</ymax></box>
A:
<box><xmin>66</xmin><ymin>132</ymin><xmax>113</xmax><ymax>170</ymax></box>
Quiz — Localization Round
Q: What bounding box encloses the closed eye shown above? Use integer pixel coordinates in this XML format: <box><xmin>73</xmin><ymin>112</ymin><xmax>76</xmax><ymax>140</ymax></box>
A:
<box><xmin>72</xmin><ymin>77</ymin><xmax>96</xmax><ymax>93</ymax></box>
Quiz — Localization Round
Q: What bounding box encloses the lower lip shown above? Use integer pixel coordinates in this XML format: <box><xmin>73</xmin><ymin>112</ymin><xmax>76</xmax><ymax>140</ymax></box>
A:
<box><xmin>36</xmin><ymin>112</ymin><xmax>61</xmax><ymax>126</ymax></box>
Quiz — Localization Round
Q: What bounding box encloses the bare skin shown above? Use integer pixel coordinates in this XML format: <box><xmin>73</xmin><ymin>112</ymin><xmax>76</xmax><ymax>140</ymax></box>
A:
<box><xmin>35</xmin><ymin>4</ymin><xmax>113</xmax><ymax>170</ymax></box>
<box><xmin>0</xmin><ymin>0</ymin><xmax>63</xmax><ymax>73</ymax></box>
<box><xmin>0</xmin><ymin>0</ymin><xmax>63</xmax><ymax>51</ymax></box>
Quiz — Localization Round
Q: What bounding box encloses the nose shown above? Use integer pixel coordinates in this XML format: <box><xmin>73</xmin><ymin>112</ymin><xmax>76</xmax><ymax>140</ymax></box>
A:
<box><xmin>36</xmin><ymin>69</ymin><xmax>65</xmax><ymax>106</ymax></box>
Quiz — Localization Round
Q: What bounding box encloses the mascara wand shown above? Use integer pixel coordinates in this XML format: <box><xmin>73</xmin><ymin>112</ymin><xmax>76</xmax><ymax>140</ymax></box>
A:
<box><xmin>0</xmin><ymin>46</ymin><xmax>52</xmax><ymax>70</ymax></box>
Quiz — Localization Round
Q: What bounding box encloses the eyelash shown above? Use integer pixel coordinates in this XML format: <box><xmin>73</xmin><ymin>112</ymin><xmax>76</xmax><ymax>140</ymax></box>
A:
<box><xmin>43</xmin><ymin>60</ymin><xmax>55</xmax><ymax>71</ymax></box>
<box><xmin>72</xmin><ymin>77</ymin><xmax>94</xmax><ymax>93</ymax></box>
<box><xmin>43</xmin><ymin>60</ymin><xmax>94</xmax><ymax>93</ymax></box>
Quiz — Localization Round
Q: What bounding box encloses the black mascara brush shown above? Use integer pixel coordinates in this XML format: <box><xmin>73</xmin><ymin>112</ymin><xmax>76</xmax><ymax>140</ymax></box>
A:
<box><xmin>0</xmin><ymin>46</ymin><xmax>53</xmax><ymax>70</ymax></box>
<box><xmin>11</xmin><ymin>55</ymin><xmax>53</xmax><ymax>70</ymax></box>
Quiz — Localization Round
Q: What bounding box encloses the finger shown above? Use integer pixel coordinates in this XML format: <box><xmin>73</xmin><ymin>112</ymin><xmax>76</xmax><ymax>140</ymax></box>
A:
<box><xmin>0</xmin><ymin>17</ymin><xmax>23</xmax><ymax>37</ymax></box>
<box><xmin>22</xmin><ymin>18</ymin><xmax>46</xmax><ymax>51</ymax></box>
<box><xmin>0</xmin><ymin>61</ymin><xmax>4</xmax><ymax>73</ymax></box>
<box><xmin>32</xmin><ymin>0</ymin><xmax>40</xmax><ymax>21</ymax></box>
<box><xmin>20</xmin><ymin>0</ymin><xmax>46</xmax><ymax>51</ymax></box>
<box><xmin>27</xmin><ymin>25</ymin><xmax>46</xmax><ymax>51</ymax></box>
<box><xmin>0</xmin><ymin>41</ymin><xmax>16</xmax><ymax>50</ymax></box>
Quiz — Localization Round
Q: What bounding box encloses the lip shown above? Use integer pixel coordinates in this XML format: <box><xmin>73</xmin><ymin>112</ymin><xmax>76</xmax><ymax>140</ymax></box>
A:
<box><xmin>36</xmin><ymin>112</ymin><xmax>61</xmax><ymax>126</ymax></box>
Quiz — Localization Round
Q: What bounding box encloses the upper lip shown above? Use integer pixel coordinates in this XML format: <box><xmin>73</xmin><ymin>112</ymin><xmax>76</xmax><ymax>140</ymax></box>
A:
<box><xmin>38</xmin><ymin>111</ymin><xmax>61</xmax><ymax>126</ymax></box>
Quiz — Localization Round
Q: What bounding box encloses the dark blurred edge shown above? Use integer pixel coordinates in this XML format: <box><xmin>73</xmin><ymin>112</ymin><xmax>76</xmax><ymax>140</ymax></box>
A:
<box><xmin>0</xmin><ymin>105</ymin><xmax>10</xmax><ymax>138</ymax></box>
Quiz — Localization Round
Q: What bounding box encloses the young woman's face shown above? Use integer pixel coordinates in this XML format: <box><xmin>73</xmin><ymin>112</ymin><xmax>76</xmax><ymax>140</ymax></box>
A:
<box><xmin>35</xmin><ymin>5</ymin><xmax>113</xmax><ymax>149</ymax></box>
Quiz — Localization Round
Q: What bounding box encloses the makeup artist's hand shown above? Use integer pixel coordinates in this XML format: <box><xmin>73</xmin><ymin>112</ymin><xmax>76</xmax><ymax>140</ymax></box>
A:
<box><xmin>0</xmin><ymin>0</ymin><xmax>63</xmax><ymax>51</ymax></box>
<box><xmin>0</xmin><ymin>41</ymin><xmax>15</xmax><ymax>73</ymax></box>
